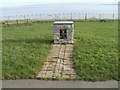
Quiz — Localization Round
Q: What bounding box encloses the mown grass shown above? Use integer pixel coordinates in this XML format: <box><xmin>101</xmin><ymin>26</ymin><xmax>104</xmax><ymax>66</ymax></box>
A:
<box><xmin>73</xmin><ymin>21</ymin><xmax>119</xmax><ymax>81</ymax></box>
<box><xmin>2</xmin><ymin>22</ymin><xmax>53</xmax><ymax>79</ymax></box>
<box><xmin>2</xmin><ymin>20</ymin><xmax>119</xmax><ymax>81</ymax></box>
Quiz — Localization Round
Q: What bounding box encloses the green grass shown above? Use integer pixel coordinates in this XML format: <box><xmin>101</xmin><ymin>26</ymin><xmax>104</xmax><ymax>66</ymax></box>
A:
<box><xmin>2</xmin><ymin>22</ymin><xmax>53</xmax><ymax>79</ymax></box>
<box><xmin>2</xmin><ymin>20</ymin><xmax>119</xmax><ymax>81</ymax></box>
<box><xmin>73</xmin><ymin>21</ymin><xmax>118</xmax><ymax>81</ymax></box>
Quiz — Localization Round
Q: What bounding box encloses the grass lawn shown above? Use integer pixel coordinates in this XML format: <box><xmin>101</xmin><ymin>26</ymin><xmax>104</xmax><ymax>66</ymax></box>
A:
<box><xmin>2</xmin><ymin>20</ymin><xmax>119</xmax><ymax>81</ymax></box>
<box><xmin>73</xmin><ymin>21</ymin><xmax>118</xmax><ymax>81</ymax></box>
<box><xmin>2</xmin><ymin>22</ymin><xmax>53</xmax><ymax>79</ymax></box>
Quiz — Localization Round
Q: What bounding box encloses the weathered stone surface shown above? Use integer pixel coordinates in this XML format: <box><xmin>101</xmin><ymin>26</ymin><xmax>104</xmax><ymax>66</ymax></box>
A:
<box><xmin>63</xmin><ymin>65</ymin><xmax>71</xmax><ymax>71</ymax></box>
<box><xmin>47</xmin><ymin>67</ymin><xmax>54</xmax><ymax>71</ymax></box>
<box><xmin>46</xmin><ymin>71</ymin><xmax>53</xmax><ymax>78</ymax></box>
<box><xmin>62</xmin><ymin>75</ymin><xmax>70</xmax><ymax>78</ymax></box>
<box><xmin>55</xmin><ymin>64</ymin><xmax>62</xmax><ymax>71</ymax></box>
<box><xmin>65</xmin><ymin>53</ymin><xmax>73</xmax><ymax>58</ymax></box>
<box><xmin>54</xmin><ymin>23</ymin><xmax>74</xmax><ymax>44</ymax></box>
<box><xmin>44</xmin><ymin>62</ymin><xmax>50</xmax><ymax>65</ymax></box>
<box><xmin>70</xmin><ymin>69</ymin><xmax>76</xmax><ymax>75</ymax></box>
<box><xmin>64</xmin><ymin>62</ymin><xmax>73</xmax><ymax>65</ymax></box>
<box><xmin>36</xmin><ymin>74</ymin><xmax>46</xmax><ymax>78</ymax></box>
<box><xmin>36</xmin><ymin>44</ymin><xmax>77</xmax><ymax>79</ymax></box>
<box><xmin>62</xmin><ymin>70</ymin><xmax>71</xmax><ymax>75</ymax></box>
<box><xmin>57</xmin><ymin>59</ymin><xmax>61</xmax><ymax>63</ymax></box>
<box><xmin>70</xmin><ymin>75</ymin><xmax>77</xmax><ymax>78</ymax></box>
<box><xmin>53</xmin><ymin>73</ymin><xmax>61</xmax><ymax>78</ymax></box>
<box><xmin>42</xmin><ymin>65</ymin><xmax>48</xmax><ymax>69</ymax></box>
<box><xmin>39</xmin><ymin>71</ymin><xmax>46</xmax><ymax>74</ymax></box>
<box><xmin>41</xmin><ymin>67</ymin><xmax>48</xmax><ymax>71</ymax></box>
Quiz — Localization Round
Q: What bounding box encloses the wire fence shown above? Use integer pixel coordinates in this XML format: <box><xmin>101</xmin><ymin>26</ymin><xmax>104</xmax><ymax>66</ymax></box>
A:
<box><xmin>2</xmin><ymin>12</ymin><xmax>118</xmax><ymax>21</ymax></box>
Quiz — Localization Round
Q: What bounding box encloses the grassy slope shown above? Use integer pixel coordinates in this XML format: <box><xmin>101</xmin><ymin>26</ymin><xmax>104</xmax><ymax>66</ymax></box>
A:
<box><xmin>73</xmin><ymin>21</ymin><xmax>118</xmax><ymax>81</ymax></box>
<box><xmin>2</xmin><ymin>22</ymin><xmax>53</xmax><ymax>79</ymax></box>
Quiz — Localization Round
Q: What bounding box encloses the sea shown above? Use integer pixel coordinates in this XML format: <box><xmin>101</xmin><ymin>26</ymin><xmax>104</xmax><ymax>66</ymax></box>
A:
<box><xmin>1</xmin><ymin>3</ymin><xmax>118</xmax><ymax>20</ymax></box>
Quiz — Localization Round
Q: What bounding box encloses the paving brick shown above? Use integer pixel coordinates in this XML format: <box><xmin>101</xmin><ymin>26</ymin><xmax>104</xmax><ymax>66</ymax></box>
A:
<box><xmin>70</xmin><ymin>75</ymin><xmax>77</xmax><ymax>78</ymax></box>
<box><xmin>57</xmin><ymin>59</ymin><xmax>61</xmax><ymax>63</ymax></box>
<box><xmin>42</xmin><ymin>65</ymin><xmax>48</xmax><ymax>69</ymax></box>
<box><xmin>36</xmin><ymin>74</ymin><xmax>46</xmax><ymax>78</ymax></box>
<box><xmin>63</xmin><ymin>67</ymin><xmax>70</xmax><ymax>71</ymax></box>
<box><xmin>62</xmin><ymin>75</ymin><xmax>70</xmax><ymax>78</ymax></box>
<box><xmin>53</xmin><ymin>73</ymin><xmax>61</xmax><ymax>78</ymax></box>
<box><xmin>44</xmin><ymin>62</ymin><xmax>50</xmax><ymax>65</ymax></box>
<box><xmin>64</xmin><ymin>60</ymin><xmax>73</xmax><ymax>65</ymax></box>
<box><xmin>46</xmin><ymin>71</ymin><xmax>53</xmax><ymax>78</ymax></box>
<box><xmin>39</xmin><ymin>71</ymin><xmax>46</xmax><ymax>74</ymax></box>
<box><xmin>60</xmin><ymin>59</ymin><xmax>64</xmax><ymax>64</ymax></box>
<box><xmin>47</xmin><ymin>67</ymin><xmax>54</xmax><ymax>71</ymax></box>
<box><xmin>36</xmin><ymin>44</ymin><xmax>77</xmax><ymax>79</ymax></box>
<box><xmin>62</xmin><ymin>70</ymin><xmax>71</xmax><ymax>75</ymax></box>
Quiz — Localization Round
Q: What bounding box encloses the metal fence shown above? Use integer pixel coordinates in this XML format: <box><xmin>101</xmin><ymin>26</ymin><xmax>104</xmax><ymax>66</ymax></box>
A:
<box><xmin>2</xmin><ymin>12</ymin><xmax>118</xmax><ymax>21</ymax></box>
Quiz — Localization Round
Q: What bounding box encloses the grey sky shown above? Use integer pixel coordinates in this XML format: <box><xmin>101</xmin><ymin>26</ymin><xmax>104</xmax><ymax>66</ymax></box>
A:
<box><xmin>1</xmin><ymin>0</ymin><xmax>119</xmax><ymax>7</ymax></box>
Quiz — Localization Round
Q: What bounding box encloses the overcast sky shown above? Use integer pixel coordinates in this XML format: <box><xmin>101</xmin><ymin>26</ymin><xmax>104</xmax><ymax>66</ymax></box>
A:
<box><xmin>1</xmin><ymin>0</ymin><xmax>119</xmax><ymax>7</ymax></box>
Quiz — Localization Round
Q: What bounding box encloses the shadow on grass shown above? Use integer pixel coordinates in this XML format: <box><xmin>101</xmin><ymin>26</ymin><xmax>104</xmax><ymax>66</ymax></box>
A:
<box><xmin>2</xmin><ymin>39</ymin><xmax>53</xmax><ymax>44</ymax></box>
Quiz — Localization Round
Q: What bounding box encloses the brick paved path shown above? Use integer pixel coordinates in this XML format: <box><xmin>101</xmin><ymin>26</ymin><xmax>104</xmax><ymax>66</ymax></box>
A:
<box><xmin>36</xmin><ymin>44</ymin><xmax>77</xmax><ymax>79</ymax></box>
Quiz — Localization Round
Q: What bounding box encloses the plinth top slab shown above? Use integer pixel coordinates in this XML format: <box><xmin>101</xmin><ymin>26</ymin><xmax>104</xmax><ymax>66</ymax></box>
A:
<box><xmin>53</xmin><ymin>21</ymin><xmax>74</xmax><ymax>25</ymax></box>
